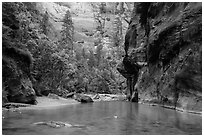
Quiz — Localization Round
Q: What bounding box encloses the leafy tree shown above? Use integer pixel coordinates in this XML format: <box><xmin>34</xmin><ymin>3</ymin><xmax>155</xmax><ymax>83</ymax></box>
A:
<box><xmin>87</xmin><ymin>50</ymin><xmax>96</xmax><ymax>68</ymax></box>
<box><xmin>3</xmin><ymin>2</ymin><xmax>127</xmax><ymax>98</ymax></box>
<box><xmin>96</xmin><ymin>44</ymin><xmax>103</xmax><ymax>66</ymax></box>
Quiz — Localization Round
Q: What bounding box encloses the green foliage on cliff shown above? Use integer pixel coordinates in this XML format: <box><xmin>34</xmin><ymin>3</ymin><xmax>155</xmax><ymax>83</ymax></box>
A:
<box><xmin>2</xmin><ymin>2</ymin><xmax>127</xmax><ymax>102</ymax></box>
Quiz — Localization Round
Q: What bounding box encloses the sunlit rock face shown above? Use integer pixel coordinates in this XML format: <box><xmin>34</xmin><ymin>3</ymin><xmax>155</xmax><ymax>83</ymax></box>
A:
<box><xmin>36</xmin><ymin>2</ymin><xmax>69</xmax><ymax>21</ymax></box>
<box><xmin>118</xmin><ymin>2</ymin><xmax>202</xmax><ymax>112</ymax></box>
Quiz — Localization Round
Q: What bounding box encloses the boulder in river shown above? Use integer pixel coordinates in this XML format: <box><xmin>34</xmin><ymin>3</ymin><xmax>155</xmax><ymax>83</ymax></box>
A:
<box><xmin>33</xmin><ymin>121</ymin><xmax>72</xmax><ymax>128</ymax></box>
<box><xmin>81</xmin><ymin>95</ymin><xmax>94</xmax><ymax>103</ymax></box>
<box><xmin>33</xmin><ymin>121</ymin><xmax>86</xmax><ymax>128</ymax></box>
<box><xmin>74</xmin><ymin>94</ymin><xmax>93</xmax><ymax>103</ymax></box>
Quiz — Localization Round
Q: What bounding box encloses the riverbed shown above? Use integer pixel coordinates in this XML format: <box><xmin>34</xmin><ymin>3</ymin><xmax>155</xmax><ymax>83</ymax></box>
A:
<box><xmin>2</xmin><ymin>101</ymin><xmax>202</xmax><ymax>135</ymax></box>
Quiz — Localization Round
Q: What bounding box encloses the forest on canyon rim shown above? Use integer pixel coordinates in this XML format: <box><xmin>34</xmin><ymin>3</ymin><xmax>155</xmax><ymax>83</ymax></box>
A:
<box><xmin>2</xmin><ymin>2</ymin><xmax>202</xmax><ymax>113</ymax></box>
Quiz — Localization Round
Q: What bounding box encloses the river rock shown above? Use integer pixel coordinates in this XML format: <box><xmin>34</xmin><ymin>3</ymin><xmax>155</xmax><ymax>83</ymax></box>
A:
<box><xmin>99</xmin><ymin>94</ymin><xmax>112</xmax><ymax>101</ymax></box>
<box><xmin>34</xmin><ymin>121</ymin><xmax>72</xmax><ymax>128</ymax></box>
<box><xmin>33</xmin><ymin>121</ymin><xmax>86</xmax><ymax>128</ymax></box>
<box><xmin>80</xmin><ymin>95</ymin><xmax>94</xmax><ymax>103</ymax></box>
<box><xmin>93</xmin><ymin>94</ymin><xmax>100</xmax><ymax>100</ymax></box>
<box><xmin>66</xmin><ymin>92</ymin><xmax>75</xmax><ymax>98</ymax></box>
<box><xmin>92</xmin><ymin>94</ymin><xmax>126</xmax><ymax>101</ymax></box>
<box><xmin>74</xmin><ymin>94</ymin><xmax>93</xmax><ymax>103</ymax></box>
<box><xmin>3</xmin><ymin>102</ymin><xmax>31</xmax><ymax>109</ymax></box>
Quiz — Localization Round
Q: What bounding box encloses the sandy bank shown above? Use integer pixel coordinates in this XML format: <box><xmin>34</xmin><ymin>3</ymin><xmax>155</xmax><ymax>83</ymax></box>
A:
<box><xmin>3</xmin><ymin>96</ymin><xmax>80</xmax><ymax>111</ymax></box>
<box><xmin>33</xmin><ymin>96</ymin><xmax>80</xmax><ymax>107</ymax></box>
<box><xmin>3</xmin><ymin>94</ymin><xmax>126</xmax><ymax>110</ymax></box>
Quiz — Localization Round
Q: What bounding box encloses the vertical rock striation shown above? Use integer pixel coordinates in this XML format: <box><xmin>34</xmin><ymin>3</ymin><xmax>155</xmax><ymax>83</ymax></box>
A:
<box><xmin>117</xmin><ymin>2</ymin><xmax>202</xmax><ymax>112</ymax></box>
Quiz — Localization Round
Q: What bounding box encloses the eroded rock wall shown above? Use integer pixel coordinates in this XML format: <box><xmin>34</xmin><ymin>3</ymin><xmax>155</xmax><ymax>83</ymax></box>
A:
<box><xmin>122</xmin><ymin>2</ymin><xmax>202</xmax><ymax>112</ymax></box>
<box><xmin>2</xmin><ymin>42</ymin><xmax>37</xmax><ymax>105</ymax></box>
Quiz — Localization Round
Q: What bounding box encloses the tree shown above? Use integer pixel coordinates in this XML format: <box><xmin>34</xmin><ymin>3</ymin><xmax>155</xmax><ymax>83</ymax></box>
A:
<box><xmin>96</xmin><ymin>44</ymin><xmax>103</xmax><ymax>66</ymax></box>
<box><xmin>112</xmin><ymin>2</ymin><xmax>133</xmax><ymax>47</ymax></box>
<box><xmin>41</xmin><ymin>11</ymin><xmax>49</xmax><ymax>35</ymax></box>
<box><xmin>99</xmin><ymin>2</ymin><xmax>106</xmax><ymax>14</ymax></box>
<box><xmin>112</xmin><ymin>14</ymin><xmax>122</xmax><ymax>47</ymax></box>
<box><xmin>92</xmin><ymin>2</ymin><xmax>107</xmax><ymax>35</ymax></box>
<box><xmin>61</xmin><ymin>10</ymin><xmax>74</xmax><ymax>51</ymax></box>
<box><xmin>87</xmin><ymin>50</ymin><xmax>96</xmax><ymax>68</ymax></box>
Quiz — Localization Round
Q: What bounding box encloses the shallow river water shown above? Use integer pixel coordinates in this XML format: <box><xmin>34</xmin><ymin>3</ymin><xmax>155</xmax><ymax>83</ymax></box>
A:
<box><xmin>2</xmin><ymin>101</ymin><xmax>202</xmax><ymax>135</ymax></box>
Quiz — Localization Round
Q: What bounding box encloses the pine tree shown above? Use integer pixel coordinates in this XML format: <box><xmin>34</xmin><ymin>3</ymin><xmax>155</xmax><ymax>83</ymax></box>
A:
<box><xmin>61</xmin><ymin>10</ymin><xmax>74</xmax><ymax>51</ymax></box>
<box><xmin>92</xmin><ymin>3</ymin><xmax>106</xmax><ymax>35</ymax></box>
<box><xmin>113</xmin><ymin>14</ymin><xmax>122</xmax><ymax>47</ymax></box>
<box><xmin>112</xmin><ymin>2</ymin><xmax>133</xmax><ymax>47</ymax></box>
<box><xmin>41</xmin><ymin>11</ymin><xmax>49</xmax><ymax>35</ymax></box>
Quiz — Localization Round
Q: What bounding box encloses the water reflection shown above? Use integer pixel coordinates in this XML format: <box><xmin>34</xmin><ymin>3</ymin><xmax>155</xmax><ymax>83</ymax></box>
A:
<box><xmin>2</xmin><ymin>101</ymin><xmax>202</xmax><ymax>135</ymax></box>
<box><xmin>173</xmin><ymin>110</ymin><xmax>202</xmax><ymax>134</ymax></box>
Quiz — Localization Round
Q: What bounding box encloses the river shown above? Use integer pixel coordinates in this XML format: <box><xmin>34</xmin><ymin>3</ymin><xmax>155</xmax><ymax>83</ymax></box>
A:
<box><xmin>2</xmin><ymin>101</ymin><xmax>202</xmax><ymax>135</ymax></box>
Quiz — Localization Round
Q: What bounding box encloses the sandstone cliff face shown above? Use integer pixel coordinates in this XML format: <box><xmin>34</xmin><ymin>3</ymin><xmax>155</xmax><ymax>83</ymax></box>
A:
<box><xmin>2</xmin><ymin>45</ymin><xmax>36</xmax><ymax>104</ymax></box>
<box><xmin>122</xmin><ymin>2</ymin><xmax>202</xmax><ymax>112</ymax></box>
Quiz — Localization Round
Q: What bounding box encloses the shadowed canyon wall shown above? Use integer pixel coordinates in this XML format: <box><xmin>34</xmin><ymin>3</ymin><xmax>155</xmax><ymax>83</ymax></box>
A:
<box><xmin>118</xmin><ymin>2</ymin><xmax>202</xmax><ymax>112</ymax></box>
